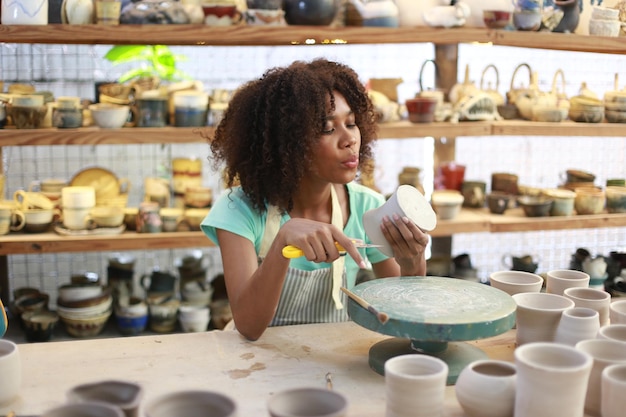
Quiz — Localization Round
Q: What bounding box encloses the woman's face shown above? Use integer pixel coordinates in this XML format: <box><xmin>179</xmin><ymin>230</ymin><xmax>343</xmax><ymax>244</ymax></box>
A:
<box><xmin>307</xmin><ymin>91</ymin><xmax>361</xmax><ymax>185</ymax></box>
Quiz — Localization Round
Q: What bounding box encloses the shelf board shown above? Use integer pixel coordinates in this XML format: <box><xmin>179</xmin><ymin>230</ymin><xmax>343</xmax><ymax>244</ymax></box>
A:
<box><xmin>0</xmin><ymin>231</ymin><xmax>214</xmax><ymax>255</ymax></box>
<box><xmin>0</xmin><ymin>25</ymin><xmax>624</xmax><ymax>55</ymax></box>
<box><xmin>1</xmin><ymin>211</ymin><xmax>624</xmax><ymax>255</ymax></box>
<box><xmin>2</xmin><ymin>120</ymin><xmax>626</xmax><ymax>146</ymax></box>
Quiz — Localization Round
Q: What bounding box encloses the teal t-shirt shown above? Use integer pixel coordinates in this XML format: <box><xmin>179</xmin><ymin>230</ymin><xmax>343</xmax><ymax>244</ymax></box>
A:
<box><xmin>200</xmin><ymin>182</ymin><xmax>389</xmax><ymax>289</ymax></box>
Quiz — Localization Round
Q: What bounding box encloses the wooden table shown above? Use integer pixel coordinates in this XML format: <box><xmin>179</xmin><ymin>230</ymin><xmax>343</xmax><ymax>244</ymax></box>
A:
<box><xmin>2</xmin><ymin>322</ymin><xmax>516</xmax><ymax>416</ymax></box>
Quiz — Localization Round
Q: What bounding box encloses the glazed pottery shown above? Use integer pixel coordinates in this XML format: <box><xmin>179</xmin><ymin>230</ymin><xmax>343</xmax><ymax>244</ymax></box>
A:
<box><xmin>553</xmin><ymin>0</ymin><xmax>580</xmax><ymax>33</ymax></box>
<box><xmin>609</xmin><ymin>299</ymin><xmax>626</xmax><ymax>324</ymax></box>
<box><xmin>546</xmin><ymin>269</ymin><xmax>590</xmax><ymax>296</ymax></box>
<box><xmin>501</xmin><ymin>254</ymin><xmax>539</xmax><ymax>273</ymax></box>
<box><xmin>385</xmin><ymin>354</ymin><xmax>448</xmax><ymax>417</ymax></box>
<box><xmin>362</xmin><ymin>185</ymin><xmax>437</xmax><ymax>257</ymax></box>
<box><xmin>489</xmin><ymin>270</ymin><xmax>543</xmax><ymax>296</ymax></box>
<box><xmin>512</xmin><ymin>292</ymin><xmax>575</xmax><ymax>345</ymax></box>
<box><xmin>514</xmin><ymin>342</ymin><xmax>592</xmax><ymax>417</ymax></box>
<box><xmin>455</xmin><ymin>359</ymin><xmax>516</xmax><ymax>417</ymax></box>
<box><xmin>597</xmin><ymin>324</ymin><xmax>626</xmax><ymax>344</ymax></box>
<box><xmin>145</xmin><ymin>390</ymin><xmax>237</xmax><ymax>417</ymax></box>
<box><xmin>605</xmin><ymin>186</ymin><xmax>626</xmax><ymax>213</ymax></box>
<box><xmin>430</xmin><ymin>190</ymin><xmax>464</xmax><ymax>220</ymax></box>
<box><xmin>563</xmin><ymin>287</ymin><xmax>611</xmax><ymax>327</ymax></box>
<box><xmin>574</xmin><ymin>187</ymin><xmax>606</xmax><ymax>215</ymax></box>
<box><xmin>283</xmin><ymin>0</ymin><xmax>339</xmax><ymax>25</ymax></box>
<box><xmin>0</xmin><ymin>339</ymin><xmax>21</xmax><ymax>404</ymax></box>
<box><xmin>267</xmin><ymin>387</ymin><xmax>348</xmax><ymax>417</ymax></box>
<box><xmin>602</xmin><ymin>364</ymin><xmax>626</xmax><ymax>417</ymax></box>
<box><xmin>20</xmin><ymin>310</ymin><xmax>59</xmax><ymax>342</ymax></box>
<box><xmin>486</xmin><ymin>191</ymin><xmax>512</xmax><ymax>214</ymax></box>
<box><xmin>554</xmin><ymin>307</ymin><xmax>600</xmax><ymax>346</ymax></box>
<box><xmin>67</xmin><ymin>380</ymin><xmax>144</xmax><ymax>417</ymax></box>
<box><xmin>575</xmin><ymin>339</ymin><xmax>626</xmax><ymax>417</ymax></box>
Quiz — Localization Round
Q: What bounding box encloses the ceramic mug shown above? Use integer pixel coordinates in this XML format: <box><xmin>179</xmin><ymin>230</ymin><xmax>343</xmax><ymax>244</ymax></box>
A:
<box><xmin>62</xmin><ymin>207</ymin><xmax>92</xmax><ymax>230</ymax></box>
<box><xmin>512</xmin><ymin>292</ymin><xmax>575</xmax><ymax>345</ymax></box>
<box><xmin>563</xmin><ymin>286</ymin><xmax>611</xmax><ymax>327</ymax></box>
<box><xmin>141</xmin><ymin>270</ymin><xmax>177</xmax><ymax>295</ymax></box>
<box><xmin>546</xmin><ymin>269</ymin><xmax>590</xmax><ymax>296</ymax></box>
<box><xmin>553</xmin><ymin>307</ymin><xmax>600</xmax><ymax>347</ymax></box>
<box><xmin>609</xmin><ymin>299</ymin><xmax>626</xmax><ymax>324</ymax></box>
<box><xmin>0</xmin><ymin>205</ymin><xmax>26</xmax><ymax>234</ymax></box>
<box><xmin>602</xmin><ymin>364</ymin><xmax>626</xmax><ymax>417</ymax></box>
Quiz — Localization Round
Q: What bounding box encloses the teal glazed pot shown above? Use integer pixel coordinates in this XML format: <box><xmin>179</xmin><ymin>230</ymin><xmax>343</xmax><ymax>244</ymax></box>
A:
<box><xmin>283</xmin><ymin>0</ymin><xmax>339</xmax><ymax>25</ymax></box>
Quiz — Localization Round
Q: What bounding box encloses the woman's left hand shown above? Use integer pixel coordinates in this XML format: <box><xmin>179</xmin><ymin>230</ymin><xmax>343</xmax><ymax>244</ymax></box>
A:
<box><xmin>380</xmin><ymin>213</ymin><xmax>429</xmax><ymax>275</ymax></box>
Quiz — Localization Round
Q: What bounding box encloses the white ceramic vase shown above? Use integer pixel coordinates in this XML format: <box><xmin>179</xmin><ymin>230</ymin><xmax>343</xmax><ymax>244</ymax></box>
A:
<box><xmin>512</xmin><ymin>292</ymin><xmax>575</xmax><ymax>345</ymax></box>
<box><xmin>455</xmin><ymin>359</ymin><xmax>516</xmax><ymax>417</ymax></box>
<box><xmin>554</xmin><ymin>307</ymin><xmax>600</xmax><ymax>347</ymax></box>
<box><xmin>575</xmin><ymin>338</ymin><xmax>626</xmax><ymax>417</ymax></box>
<box><xmin>514</xmin><ymin>342</ymin><xmax>593</xmax><ymax>417</ymax></box>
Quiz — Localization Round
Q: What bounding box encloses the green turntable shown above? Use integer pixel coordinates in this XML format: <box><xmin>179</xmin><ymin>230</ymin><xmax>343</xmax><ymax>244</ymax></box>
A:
<box><xmin>346</xmin><ymin>276</ymin><xmax>516</xmax><ymax>385</ymax></box>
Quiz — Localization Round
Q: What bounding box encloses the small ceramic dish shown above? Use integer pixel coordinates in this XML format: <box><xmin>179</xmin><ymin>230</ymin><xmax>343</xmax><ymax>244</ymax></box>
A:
<box><xmin>67</xmin><ymin>379</ymin><xmax>144</xmax><ymax>417</ymax></box>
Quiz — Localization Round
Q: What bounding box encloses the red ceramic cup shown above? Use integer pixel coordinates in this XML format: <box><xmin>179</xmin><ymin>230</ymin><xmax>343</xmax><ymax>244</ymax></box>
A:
<box><xmin>405</xmin><ymin>97</ymin><xmax>438</xmax><ymax>123</ymax></box>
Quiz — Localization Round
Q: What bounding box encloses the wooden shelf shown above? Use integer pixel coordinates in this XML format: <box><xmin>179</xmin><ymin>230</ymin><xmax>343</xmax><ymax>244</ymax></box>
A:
<box><xmin>2</xmin><ymin>120</ymin><xmax>626</xmax><ymax>146</ymax></box>
<box><xmin>0</xmin><ymin>25</ymin><xmax>625</xmax><ymax>55</ymax></box>
<box><xmin>1</xmin><ymin>211</ymin><xmax>624</xmax><ymax>255</ymax></box>
<box><xmin>0</xmin><ymin>231</ymin><xmax>214</xmax><ymax>255</ymax></box>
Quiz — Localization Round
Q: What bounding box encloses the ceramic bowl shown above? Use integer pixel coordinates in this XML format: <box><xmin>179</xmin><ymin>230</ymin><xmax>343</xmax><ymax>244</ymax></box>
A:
<box><xmin>68</xmin><ymin>380</ymin><xmax>144</xmax><ymax>417</ymax></box>
<box><xmin>431</xmin><ymin>190</ymin><xmax>464</xmax><ymax>220</ymax></box>
<box><xmin>115</xmin><ymin>313</ymin><xmax>148</xmax><ymax>336</ymax></box>
<box><xmin>20</xmin><ymin>310</ymin><xmax>59</xmax><ymax>342</ymax></box>
<box><xmin>89</xmin><ymin>206</ymin><xmax>124</xmax><ymax>228</ymax></box>
<box><xmin>8</xmin><ymin>104</ymin><xmax>48</xmax><ymax>128</ymax></box>
<box><xmin>59</xmin><ymin>310</ymin><xmax>111</xmax><ymax>338</ymax></box>
<box><xmin>89</xmin><ymin>103</ymin><xmax>130</xmax><ymax>129</ymax></box>
<box><xmin>483</xmin><ymin>10</ymin><xmax>511</xmax><ymax>29</ymax></box>
<box><xmin>512</xmin><ymin>9</ymin><xmax>542</xmax><ymax>31</ymax></box>
<box><xmin>246</xmin><ymin>0</ymin><xmax>282</xmax><ymax>9</ymax></box>
<box><xmin>489</xmin><ymin>270</ymin><xmax>544</xmax><ymax>296</ymax></box>
<box><xmin>517</xmin><ymin>195</ymin><xmax>553</xmax><ymax>217</ymax></box>
<box><xmin>532</xmin><ymin>106</ymin><xmax>564</xmax><ymax>122</ymax></box>
<box><xmin>183</xmin><ymin>208</ymin><xmax>211</xmax><ymax>231</ymax></box>
<box><xmin>605</xmin><ymin>186</ymin><xmax>626</xmax><ymax>213</ymax></box>
<box><xmin>497</xmin><ymin>103</ymin><xmax>519</xmax><ymax>120</ymax></box>
<box><xmin>56</xmin><ymin>295</ymin><xmax>113</xmax><ymax>320</ymax></box>
<box><xmin>283</xmin><ymin>0</ymin><xmax>339</xmax><ymax>26</ymax></box>
<box><xmin>58</xmin><ymin>283</ymin><xmax>104</xmax><ymax>303</ymax></box>
<box><xmin>405</xmin><ymin>97</ymin><xmax>438</xmax><ymax>123</ymax></box>
<box><xmin>267</xmin><ymin>387</ymin><xmax>348</xmax><ymax>417</ymax></box>
<box><xmin>57</xmin><ymin>288</ymin><xmax>111</xmax><ymax>309</ymax></box>
<box><xmin>145</xmin><ymin>390</ymin><xmax>237</xmax><ymax>417</ymax></box>
<box><xmin>42</xmin><ymin>402</ymin><xmax>124</xmax><ymax>417</ymax></box>
<box><xmin>574</xmin><ymin>187</ymin><xmax>606</xmax><ymax>215</ymax></box>
<box><xmin>13</xmin><ymin>291</ymin><xmax>50</xmax><ymax>318</ymax></box>
<box><xmin>487</xmin><ymin>191</ymin><xmax>513</xmax><ymax>214</ymax></box>
<box><xmin>605</xmin><ymin>109</ymin><xmax>626</xmax><ymax>123</ymax></box>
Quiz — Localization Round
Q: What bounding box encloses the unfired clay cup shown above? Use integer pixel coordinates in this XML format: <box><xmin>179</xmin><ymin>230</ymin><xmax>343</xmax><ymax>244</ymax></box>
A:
<box><xmin>597</xmin><ymin>324</ymin><xmax>626</xmax><ymax>344</ymax></box>
<box><xmin>0</xmin><ymin>339</ymin><xmax>21</xmax><ymax>405</ymax></box>
<box><xmin>602</xmin><ymin>364</ymin><xmax>626</xmax><ymax>417</ymax></box>
<box><xmin>609</xmin><ymin>299</ymin><xmax>626</xmax><ymax>324</ymax></box>
<box><xmin>514</xmin><ymin>342</ymin><xmax>592</xmax><ymax>417</ymax></box>
<box><xmin>545</xmin><ymin>269</ymin><xmax>590</xmax><ymax>296</ymax></box>
<box><xmin>575</xmin><ymin>338</ymin><xmax>626</xmax><ymax>417</ymax></box>
<box><xmin>455</xmin><ymin>359</ymin><xmax>516</xmax><ymax>417</ymax></box>
<box><xmin>563</xmin><ymin>286</ymin><xmax>611</xmax><ymax>327</ymax></box>
<box><xmin>267</xmin><ymin>387</ymin><xmax>348</xmax><ymax>417</ymax></box>
<box><xmin>512</xmin><ymin>292</ymin><xmax>575</xmax><ymax>345</ymax></box>
<box><xmin>489</xmin><ymin>270</ymin><xmax>543</xmax><ymax>296</ymax></box>
<box><xmin>385</xmin><ymin>354</ymin><xmax>448</xmax><ymax>417</ymax></box>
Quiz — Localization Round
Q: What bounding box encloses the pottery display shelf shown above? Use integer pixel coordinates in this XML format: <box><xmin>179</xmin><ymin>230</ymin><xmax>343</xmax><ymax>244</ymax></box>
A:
<box><xmin>347</xmin><ymin>276</ymin><xmax>516</xmax><ymax>384</ymax></box>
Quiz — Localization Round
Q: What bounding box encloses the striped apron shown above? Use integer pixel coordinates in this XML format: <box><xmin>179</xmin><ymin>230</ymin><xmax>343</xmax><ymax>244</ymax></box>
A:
<box><xmin>260</xmin><ymin>186</ymin><xmax>349</xmax><ymax>326</ymax></box>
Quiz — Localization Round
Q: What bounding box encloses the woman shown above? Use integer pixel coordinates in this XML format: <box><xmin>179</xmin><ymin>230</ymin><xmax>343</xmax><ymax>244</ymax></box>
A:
<box><xmin>201</xmin><ymin>58</ymin><xmax>429</xmax><ymax>341</ymax></box>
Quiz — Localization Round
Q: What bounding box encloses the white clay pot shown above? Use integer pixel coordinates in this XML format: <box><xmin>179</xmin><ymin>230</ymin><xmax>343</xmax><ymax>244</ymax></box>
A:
<box><xmin>455</xmin><ymin>359</ymin><xmax>517</xmax><ymax>417</ymax></box>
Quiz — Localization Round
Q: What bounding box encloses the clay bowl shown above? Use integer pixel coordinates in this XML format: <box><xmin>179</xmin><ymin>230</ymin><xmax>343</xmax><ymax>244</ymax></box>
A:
<box><xmin>14</xmin><ymin>291</ymin><xmax>50</xmax><ymax>319</ymax></box>
<box><xmin>58</xmin><ymin>283</ymin><xmax>104</xmax><ymax>303</ymax></box>
<box><xmin>57</xmin><ymin>288</ymin><xmax>111</xmax><ymax>309</ymax></box>
<box><xmin>497</xmin><ymin>103</ymin><xmax>520</xmax><ymax>120</ymax></box>
<box><xmin>517</xmin><ymin>195</ymin><xmax>553</xmax><ymax>217</ymax></box>
<box><xmin>89</xmin><ymin>103</ymin><xmax>130</xmax><ymax>129</ymax></box>
<box><xmin>59</xmin><ymin>310</ymin><xmax>112</xmax><ymax>338</ymax></box>
<box><xmin>431</xmin><ymin>190</ymin><xmax>464</xmax><ymax>220</ymax></box>
<box><xmin>68</xmin><ymin>379</ymin><xmax>144</xmax><ymax>417</ymax></box>
<box><xmin>605</xmin><ymin>110</ymin><xmax>626</xmax><ymax>123</ymax></box>
<box><xmin>487</xmin><ymin>191</ymin><xmax>514</xmax><ymax>214</ymax></box>
<box><xmin>605</xmin><ymin>186</ymin><xmax>626</xmax><ymax>213</ymax></box>
<box><xmin>483</xmin><ymin>10</ymin><xmax>511</xmax><ymax>29</ymax></box>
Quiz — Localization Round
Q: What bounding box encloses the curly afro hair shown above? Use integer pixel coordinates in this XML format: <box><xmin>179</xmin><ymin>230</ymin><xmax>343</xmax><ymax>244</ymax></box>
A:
<box><xmin>207</xmin><ymin>58</ymin><xmax>378</xmax><ymax>214</ymax></box>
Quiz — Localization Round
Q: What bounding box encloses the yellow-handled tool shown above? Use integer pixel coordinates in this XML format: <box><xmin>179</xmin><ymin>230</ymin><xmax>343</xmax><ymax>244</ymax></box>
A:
<box><xmin>282</xmin><ymin>239</ymin><xmax>382</xmax><ymax>259</ymax></box>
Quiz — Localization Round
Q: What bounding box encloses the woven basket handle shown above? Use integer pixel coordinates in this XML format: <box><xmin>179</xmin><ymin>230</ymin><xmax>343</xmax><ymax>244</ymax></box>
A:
<box><xmin>551</xmin><ymin>69</ymin><xmax>566</xmax><ymax>95</ymax></box>
<box><xmin>480</xmin><ymin>64</ymin><xmax>500</xmax><ymax>91</ymax></box>
<box><xmin>510</xmin><ymin>63</ymin><xmax>532</xmax><ymax>91</ymax></box>
<box><xmin>418</xmin><ymin>59</ymin><xmax>439</xmax><ymax>92</ymax></box>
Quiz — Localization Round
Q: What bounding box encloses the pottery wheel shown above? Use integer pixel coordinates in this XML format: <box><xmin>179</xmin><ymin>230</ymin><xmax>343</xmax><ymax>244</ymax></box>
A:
<box><xmin>347</xmin><ymin>276</ymin><xmax>516</xmax><ymax>384</ymax></box>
